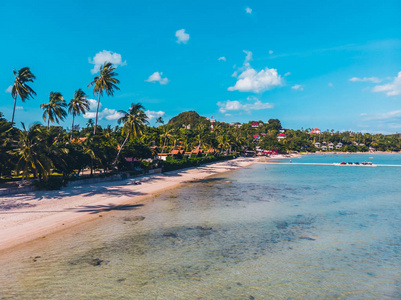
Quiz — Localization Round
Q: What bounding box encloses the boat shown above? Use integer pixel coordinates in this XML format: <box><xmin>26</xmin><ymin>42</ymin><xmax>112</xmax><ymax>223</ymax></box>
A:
<box><xmin>334</xmin><ymin>161</ymin><xmax>375</xmax><ymax>167</ymax></box>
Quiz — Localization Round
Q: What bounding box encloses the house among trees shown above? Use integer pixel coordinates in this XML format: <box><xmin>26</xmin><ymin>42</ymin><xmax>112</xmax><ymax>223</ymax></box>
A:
<box><xmin>314</xmin><ymin>142</ymin><xmax>321</xmax><ymax>148</ymax></box>
<box><xmin>277</xmin><ymin>133</ymin><xmax>286</xmax><ymax>140</ymax></box>
<box><xmin>336</xmin><ymin>142</ymin><xmax>343</xmax><ymax>149</ymax></box>
<box><xmin>328</xmin><ymin>142</ymin><xmax>334</xmax><ymax>150</ymax></box>
<box><xmin>321</xmin><ymin>145</ymin><xmax>327</xmax><ymax>151</ymax></box>
<box><xmin>311</xmin><ymin>128</ymin><xmax>321</xmax><ymax>134</ymax></box>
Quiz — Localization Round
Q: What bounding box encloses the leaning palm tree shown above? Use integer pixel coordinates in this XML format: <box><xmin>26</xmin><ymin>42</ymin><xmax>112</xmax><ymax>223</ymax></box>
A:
<box><xmin>155</xmin><ymin>116</ymin><xmax>164</xmax><ymax>126</ymax></box>
<box><xmin>88</xmin><ymin>62</ymin><xmax>120</xmax><ymax>134</ymax></box>
<box><xmin>112</xmin><ymin>103</ymin><xmax>148</xmax><ymax>169</ymax></box>
<box><xmin>68</xmin><ymin>89</ymin><xmax>89</xmax><ymax>140</ymax></box>
<box><xmin>11</xmin><ymin>67</ymin><xmax>36</xmax><ymax>123</ymax></box>
<box><xmin>40</xmin><ymin>92</ymin><xmax>67</xmax><ymax>129</ymax></box>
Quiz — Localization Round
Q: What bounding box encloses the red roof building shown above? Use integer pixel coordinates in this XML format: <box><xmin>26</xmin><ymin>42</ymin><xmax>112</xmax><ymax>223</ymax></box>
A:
<box><xmin>311</xmin><ymin>128</ymin><xmax>321</xmax><ymax>134</ymax></box>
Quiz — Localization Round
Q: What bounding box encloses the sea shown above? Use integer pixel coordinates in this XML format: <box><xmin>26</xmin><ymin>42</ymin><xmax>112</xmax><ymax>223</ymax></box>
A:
<box><xmin>0</xmin><ymin>153</ymin><xmax>400</xmax><ymax>299</ymax></box>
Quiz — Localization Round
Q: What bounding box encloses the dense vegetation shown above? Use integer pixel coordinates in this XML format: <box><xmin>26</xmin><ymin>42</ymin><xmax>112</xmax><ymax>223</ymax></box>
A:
<box><xmin>1</xmin><ymin>64</ymin><xmax>400</xmax><ymax>188</ymax></box>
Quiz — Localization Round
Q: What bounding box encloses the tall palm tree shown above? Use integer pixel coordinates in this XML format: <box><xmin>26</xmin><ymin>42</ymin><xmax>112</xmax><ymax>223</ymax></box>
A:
<box><xmin>112</xmin><ymin>103</ymin><xmax>148</xmax><ymax>169</ymax></box>
<box><xmin>88</xmin><ymin>62</ymin><xmax>120</xmax><ymax>134</ymax></box>
<box><xmin>68</xmin><ymin>89</ymin><xmax>89</xmax><ymax>140</ymax></box>
<box><xmin>11</xmin><ymin>67</ymin><xmax>36</xmax><ymax>123</ymax></box>
<box><xmin>160</xmin><ymin>125</ymin><xmax>174</xmax><ymax>154</ymax></box>
<box><xmin>40</xmin><ymin>92</ymin><xmax>67</xmax><ymax>129</ymax></box>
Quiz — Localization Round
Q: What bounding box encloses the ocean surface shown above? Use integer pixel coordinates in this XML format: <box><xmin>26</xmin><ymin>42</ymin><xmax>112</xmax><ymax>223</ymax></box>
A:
<box><xmin>1</xmin><ymin>153</ymin><xmax>401</xmax><ymax>299</ymax></box>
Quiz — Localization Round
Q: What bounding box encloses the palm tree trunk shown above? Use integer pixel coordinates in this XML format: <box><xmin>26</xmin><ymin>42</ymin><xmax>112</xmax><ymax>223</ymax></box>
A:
<box><xmin>161</xmin><ymin>136</ymin><xmax>167</xmax><ymax>154</ymax></box>
<box><xmin>112</xmin><ymin>131</ymin><xmax>130</xmax><ymax>169</ymax></box>
<box><xmin>94</xmin><ymin>94</ymin><xmax>101</xmax><ymax>135</ymax></box>
<box><xmin>11</xmin><ymin>95</ymin><xmax>17</xmax><ymax>123</ymax></box>
<box><xmin>171</xmin><ymin>140</ymin><xmax>176</xmax><ymax>159</ymax></box>
<box><xmin>70</xmin><ymin>114</ymin><xmax>75</xmax><ymax>141</ymax></box>
<box><xmin>48</xmin><ymin>119</ymin><xmax>50</xmax><ymax>129</ymax></box>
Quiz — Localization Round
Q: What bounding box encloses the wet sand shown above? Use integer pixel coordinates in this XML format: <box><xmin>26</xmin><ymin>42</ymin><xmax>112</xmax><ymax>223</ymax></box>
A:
<box><xmin>0</xmin><ymin>158</ymin><xmax>254</xmax><ymax>253</ymax></box>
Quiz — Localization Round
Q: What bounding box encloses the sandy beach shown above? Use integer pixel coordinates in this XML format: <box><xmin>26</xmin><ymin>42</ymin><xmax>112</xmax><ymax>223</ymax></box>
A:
<box><xmin>0</xmin><ymin>158</ymin><xmax>255</xmax><ymax>253</ymax></box>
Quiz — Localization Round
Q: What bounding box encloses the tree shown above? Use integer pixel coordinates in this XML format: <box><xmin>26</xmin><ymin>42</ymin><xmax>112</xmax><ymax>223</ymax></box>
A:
<box><xmin>40</xmin><ymin>92</ymin><xmax>67</xmax><ymax>128</ymax></box>
<box><xmin>68</xmin><ymin>89</ymin><xmax>89</xmax><ymax>140</ymax></box>
<box><xmin>160</xmin><ymin>125</ymin><xmax>174</xmax><ymax>154</ymax></box>
<box><xmin>88</xmin><ymin>62</ymin><xmax>120</xmax><ymax>135</ymax></box>
<box><xmin>11</xmin><ymin>67</ymin><xmax>36</xmax><ymax>123</ymax></box>
<box><xmin>156</xmin><ymin>116</ymin><xmax>164</xmax><ymax>126</ymax></box>
<box><xmin>112</xmin><ymin>103</ymin><xmax>148</xmax><ymax>168</ymax></box>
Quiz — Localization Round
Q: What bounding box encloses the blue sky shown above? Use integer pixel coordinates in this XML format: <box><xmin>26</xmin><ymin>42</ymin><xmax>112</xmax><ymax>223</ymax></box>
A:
<box><xmin>1</xmin><ymin>0</ymin><xmax>401</xmax><ymax>133</ymax></box>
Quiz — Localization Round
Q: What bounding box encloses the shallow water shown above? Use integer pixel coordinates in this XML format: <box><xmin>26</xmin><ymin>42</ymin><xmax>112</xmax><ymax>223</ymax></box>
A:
<box><xmin>1</xmin><ymin>154</ymin><xmax>401</xmax><ymax>299</ymax></box>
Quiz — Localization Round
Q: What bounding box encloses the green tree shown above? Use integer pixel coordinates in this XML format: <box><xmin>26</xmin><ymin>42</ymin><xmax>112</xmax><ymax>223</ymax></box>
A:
<box><xmin>113</xmin><ymin>103</ymin><xmax>148</xmax><ymax>168</ymax></box>
<box><xmin>68</xmin><ymin>89</ymin><xmax>89</xmax><ymax>140</ymax></box>
<box><xmin>11</xmin><ymin>67</ymin><xmax>36</xmax><ymax>123</ymax></box>
<box><xmin>88</xmin><ymin>62</ymin><xmax>120</xmax><ymax>135</ymax></box>
<box><xmin>156</xmin><ymin>116</ymin><xmax>164</xmax><ymax>126</ymax></box>
<box><xmin>40</xmin><ymin>92</ymin><xmax>67</xmax><ymax>128</ymax></box>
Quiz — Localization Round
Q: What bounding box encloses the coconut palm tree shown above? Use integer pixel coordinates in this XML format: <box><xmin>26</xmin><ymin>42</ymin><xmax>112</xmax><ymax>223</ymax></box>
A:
<box><xmin>160</xmin><ymin>125</ymin><xmax>174</xmax><ymax>154</ymax></box>
<box><xmin>11</xmin><ymin>67</ymin><xmax>36</xmax><ymax>123</ymax></box>
<box><xmin>88</xmin><ymin>62</ymin><xmax>120</xmax><ymax>135</ymax></box>
<box><xmin>68</xmin><ymin>89</ymin><xmax>89</xmax><ymax>140</ymax></box>
<box><xmin>112</xmin><ymin>103</ymin><xmax>148</xmax><ymax>169</ymax></box>
<box><xmin>155</xmin><ymin>116</ymin><xmax>164</xmax><ymax>126</ymax></box>
<box><xmin>40</xmin><ymin>92</ymin><xmax>67</xmax><ymax>129</ymax></box>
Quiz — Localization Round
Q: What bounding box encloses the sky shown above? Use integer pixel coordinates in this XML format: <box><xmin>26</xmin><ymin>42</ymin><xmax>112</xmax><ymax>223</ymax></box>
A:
<box><xmin>1</xmin><ymin>0</ymin><xmax>401</xmax><ymax>133</ymax></box>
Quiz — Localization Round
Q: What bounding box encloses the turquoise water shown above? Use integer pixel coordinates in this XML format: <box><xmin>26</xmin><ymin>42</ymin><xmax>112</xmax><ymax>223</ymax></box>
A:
<box><xmin>0</xmin><ymin>154</ymin><xmax>401</xmax><ymax>299</ymax></box>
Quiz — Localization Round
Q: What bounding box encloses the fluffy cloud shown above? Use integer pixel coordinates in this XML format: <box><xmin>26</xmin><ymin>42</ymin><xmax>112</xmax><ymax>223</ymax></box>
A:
<box><xmin>83</xmin><ymin>99</ymin><xmax>122</xmax><ymax>121</ymax></box>
<box><xmin>145</xmin><ymin>72</ymin><xmax>169</xmax><ymax>85</ymax></box>
<box><xmin>349</xmin><ymin>77</ymin><xmax>382</xmax><ymax>83</ymax></box>
<box><xmin>218</xmin><ymin>56</ymin><xmax>226</xmax><ymax>61</ymax></box>
<box><xmin>5</xmin><ymin>85</ymin><xmax>12</xmax><ymax>93</ymax></box>
<box><xmin>291</xmin><ymin>84</ymin><xmax>304</xmax><ymax>91</ymax></box>
<box><xmin>245</xmin><ymin>7</ymin><xmax>252</xmax><ymax>14</ymax></box>
<box><xmin>175</xmin><ymin>29</ymin><xmax>190</xmax><ymax>44</ymax></box>
<box><xmin>228</xmin><ymin>50</ymin><xmax>283</xmax><ymax>93</ymax></box>
<box><xmin>146</xmin><ymin>110</ymin><xmax>165</xmax><ymax>121</ymax></box>
<box><xmin>372</xmin><ymin>72</ymin><xmax>401</xmax><ymax>96</ymax></box>
<box><xmin>269</xmin><ymin>50</ymin><xmax>274</xmax><ymax>54</ymax></box>
<box><xmin>228</xmin><ymin>67</ymin><xmax>282</xmax><ymax>93</ymax></box>
<box><xmin>89</xmin><ymin>50</ymin><xmax>126</xmax><ymax>74</ymax></box>
<box><xmin>284</xmin><ymin>72</ymin><xmax>291</xmax><ymax>76</ymax></box>
<box><xmin>217</xmin><ymin>97</ymin><xmax>273</xmax><ymax>113</ymax></box>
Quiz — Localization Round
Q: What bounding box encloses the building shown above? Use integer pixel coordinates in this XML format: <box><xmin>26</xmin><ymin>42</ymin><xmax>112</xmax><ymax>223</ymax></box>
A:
<box><xmin>311</xmin><ymin>128</ymin><xmax>321</xmax><ymax>134</ymax></box>
<box><xmin>314</xmin><ymin>142</ymin><xmax>321</xmax><ymax>148</ymax></box>
<box><xmin>328</xmin><ymin>142</ymin><xmax>334</xmax><ymax>150</ymax></box>
<box><xmin>277</xmin><ymin>133</ymin><xmax>286</xmax><ymax>140</ymax></box>
<box><xmin>321</xmin><ymin>145</ymin><xmax>327</xmax><ymax>151</ymax></box>
<box><xmin>251</xmin><ymin>122</ymin><xmax>259</xmax><ymax>128</ymax></box>
<box><xmin>335</xmin><ymin>142</ymin><xmax>343</xmax><ymax>149</ymax></box>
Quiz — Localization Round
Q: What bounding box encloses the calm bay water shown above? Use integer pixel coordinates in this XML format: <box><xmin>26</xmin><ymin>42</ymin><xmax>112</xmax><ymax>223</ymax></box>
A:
<box><xmin>1</xmin><ymin>154</ymin><xmax>401</xmax><ymax>299</ymax></box>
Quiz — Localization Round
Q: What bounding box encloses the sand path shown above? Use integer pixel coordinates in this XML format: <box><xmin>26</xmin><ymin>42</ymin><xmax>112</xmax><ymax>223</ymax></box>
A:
<box><xmin>0</xmin><ymin>158</ymin><xmax>254</xmax><ymax>252</ymax></box>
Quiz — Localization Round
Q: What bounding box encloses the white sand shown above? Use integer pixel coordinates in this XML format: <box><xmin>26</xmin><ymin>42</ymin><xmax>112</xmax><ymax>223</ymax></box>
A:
<box><xmin>0</xmin><ymin>158</ymin><xmax>254</xmax><ymax>252</ymax></box>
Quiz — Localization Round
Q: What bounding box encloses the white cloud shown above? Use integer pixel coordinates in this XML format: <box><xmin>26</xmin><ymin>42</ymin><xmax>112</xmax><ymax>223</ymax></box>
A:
<box><xmin>269</xmin><ymin>50</ymin><xmax>274</xmax><ymax>54</ymax></box>
<box><xmin>218</xmin><ymin>56</ymin><xmax>226</xmax><ymax>61</ymax></box>
<box><xmin>228</xmin><ymin>67</ymin><xmax>282</xmax><ymax>93</ymax></box>
<box><xmin>245</xmin><ymin>7</ymin><xmax>252</xmax><ymax>14</ymax></box>
<box><xmin>372</xmin><ymin>72</ymin><xmax>401</xmax><ymax>96</ymax></box>
<box><xmin>217</xmin><ymin>98</ymin><xmax>273</xmax><ymax>113</ymax></box>
<box><xmin>83</xmin><ymin>108</ymin><xmax>123</xmax><ymax>121</ymax></box>
<box><xmin>16</xmin><ymin>106</ymin><xmax>23</xmax><ymax>110</ymax></box>
<box><xmin>175</xmin><ymin>29</ymin><xmax>190</xmax><ymax>44</ymax></box>
<box><xmin>145</xmin><ymin>72</ymin><xmax>169</xmax><ymax>85</ymax></box>
<box><xmin>146</xmin><ymin>110</ymin><xmax>165</xmax><ymax>120</ymax></box>
<box><xmin>228</xmin><ymin>51</ymin><xmax>282</xmax><ymax>93</ymax></box>
<box><xmin>87</xmin><ymin>99</ymin><xmax>101</xmax><ymax>111</ymax></box>
<box><xmin>284</xmin><ymin>72</ymin><xmax>291</xmax><ymax>76</ymax></box>
<box><xmin>349</xmin><ymin>77</ymin><xmax>382</xmax><ymax>83</ymax></box>
<box><xmin>5</xmin><ymin>85</ymin><xmax>12</xmax><ymax>93</ymax></box>
<box><xmin>361</xmin><ymin>110</ymin><xmax>401</xmax><ymax>121</ymax></box>
<box><xmin>89</xmin><ymin>50</ymin><xmax>126</xmax><ymax>74</ymax></box>
<box><xmin>291</xmin><ymin>84</ymin><xmax>304</xmax><ymax>91</ymax></box>
<box><xmin>328</xmin><ymin>82</ymin><xmax>334</xmax><ymax>87</ymax></box>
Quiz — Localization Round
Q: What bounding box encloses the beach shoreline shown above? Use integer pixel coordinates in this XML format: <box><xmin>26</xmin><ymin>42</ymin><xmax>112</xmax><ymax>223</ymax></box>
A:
<box><xmin>0</xmin><ymin>157</ymin><xmax>255</xmax><ymax>254</ymax></box>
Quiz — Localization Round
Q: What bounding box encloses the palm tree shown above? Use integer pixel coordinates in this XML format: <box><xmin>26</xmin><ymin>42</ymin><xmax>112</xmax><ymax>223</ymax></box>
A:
<box><xmin>88</xmin><ymin>62</ymin><xmax>120</xmax><ymax>134</ymax></box>
<box><xmin>112</xmin><ymin>103</ymin><xmax>148</xmax><ymax>169</ymax></box>
<box><xmin>40</xmin><ymin>92</ymin><xmax>67</xmax><ymax>128</ymax></box>
<box><xmin>68</xmin><ymin>89</ymin><xmax>89</xmax><ymax>140</ymax></box>
<box><xmin>11</xmin><ymin>67</ymin><xmax>36</xmax><ymax>123</ymax></box>
<box><xmin>156</xmin><ymin>116</ymin><xmax>164</xmax><ymax>126</ymax></box>
<box><xmin>160</xmin><ymin>125</ymin><xmax>174</xmax><ymax>154</ymax></box>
